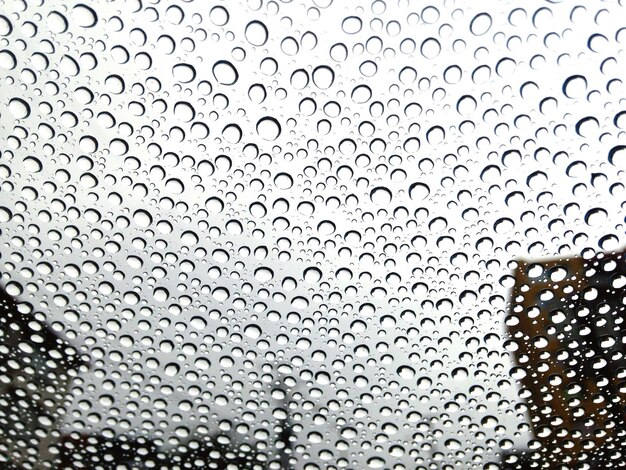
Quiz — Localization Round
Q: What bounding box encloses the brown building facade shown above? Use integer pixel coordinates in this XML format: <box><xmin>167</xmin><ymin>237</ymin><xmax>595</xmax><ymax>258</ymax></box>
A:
<box><xmin>507</xmin><ymin>250</ymin><xmax>626</xmax><ymax>468</ymax></box>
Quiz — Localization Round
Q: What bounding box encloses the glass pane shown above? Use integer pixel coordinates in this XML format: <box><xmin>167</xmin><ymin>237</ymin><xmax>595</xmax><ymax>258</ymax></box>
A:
<box><xmin>1</xmin><ymin>1</ymin><xmax>625</xmax><ymax>469</ymax></box>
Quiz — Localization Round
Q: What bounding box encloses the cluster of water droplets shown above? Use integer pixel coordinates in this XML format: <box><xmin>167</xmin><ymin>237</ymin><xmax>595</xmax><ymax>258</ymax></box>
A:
<box><xmin>1</xmin><ymin>0</ymin><xmax>626</xmax><ymax>468</ymax></box>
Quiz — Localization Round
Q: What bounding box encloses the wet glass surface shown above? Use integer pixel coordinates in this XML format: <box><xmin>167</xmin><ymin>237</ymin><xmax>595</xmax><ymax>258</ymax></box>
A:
<box><xmin>1</xmin><ymin>1</ymin><xmax>626</xmax><ymax>469</ymax></box>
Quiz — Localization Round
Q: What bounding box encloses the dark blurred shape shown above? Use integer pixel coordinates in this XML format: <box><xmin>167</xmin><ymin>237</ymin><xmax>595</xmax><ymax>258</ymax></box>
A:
<box><xmin>0</xmin><ymin>284</ymin><xmax>88</xmax><ymax>468</ymax></box>
<box><xmin>507</xmin><ymin>250</ymin><xmax>626</xmax><ymax>468</ymax></box>
<box><xmin>56</xmin><ymin>432</ymin><xmax>267</xmax><ymax>469</ymax></box>
<box><xmin>55</xmin><ymin>374</ymin><xmax>296</xmax><ymax>468</ymax></box>
<box><xmin>57</xmin><ymin>433</ymin><xmax>159</xmax><ymax>469</ymax></box>
<box><xmin>276</xmin><ymin>370</ymin><xmax>295</xmax><ymax>470</ymax></box>
<box><xmin>500</xmin><ymin>450</ymin><xmax>536</xmax><ymax>469</ymax></box>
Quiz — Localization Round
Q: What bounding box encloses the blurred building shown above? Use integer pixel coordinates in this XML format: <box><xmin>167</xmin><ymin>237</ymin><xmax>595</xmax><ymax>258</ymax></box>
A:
<box><xmin>56</xmin><ymin>431</ymin><xmax>268</xmax><ymax>469</ymax></box>
<box><xmin>0</xmin><ymin>285</ymin><xmax>88</xmax><ymax>469</ymax></box>
<box><xmin>56</xmin><ymin>433</ymin><xmax>161</xmax><ymax>469</ymax></box>
<box><xmin>54</xmin><ymin>374</ymin><xmax>295</xmax><ymax>468</ymax></box>
<box><xmin>506</xmin><ymin>250</ymin><xmax>626</xmax><ymax>468</ymax></box>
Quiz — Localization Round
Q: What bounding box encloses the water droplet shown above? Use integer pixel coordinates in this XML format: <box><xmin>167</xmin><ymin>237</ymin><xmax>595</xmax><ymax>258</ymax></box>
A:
<box><xmin>8</xmin><ymin>98</ymin><xmax>30</xmax><ymax>119</ymax></box>
<box><xmin>470</xmin><ymin>13</ymin><xmax>492</xmax><ymax>36</ymax></box>
<box><xmin>245</xmin><ymin>20</ymin><xmax>268</xmax><ymax>46</ymax></box>
<box><xmin>209</xmin><ymin>6</ymin><xmax>229</xmax><ymax>26</ymax></box>
<box><xmin>133</xmin><ymin>209</ymin><xmax>153</xmax><ymax>228</ymax></box>
<box><xmin>312</xmin><ymin>66</ymin><xmax>334</xmax><ymax>89</ymax></box>
<box><xmin>342</xmin><ymin>16</ymin><xmax>362</xmax><ymax>34</ymax></box>
<box><xmin>47</xmin><ymin>11</ymin><xmax>68</xmax><ymax>33</ymax></box>
<box><xmin>256</xmin><ymin>117</ymin><xmax>281</xmax><ymax>141</ymax></box>
<box><xmin>72</xmin><ymin>4</ymin><xmax>98</xmax><ymax>28</ymax></box>
<box><xmin>213</xmin><ymin>60</ymin><xmax>239</xmax><ymax>85</ymax></box>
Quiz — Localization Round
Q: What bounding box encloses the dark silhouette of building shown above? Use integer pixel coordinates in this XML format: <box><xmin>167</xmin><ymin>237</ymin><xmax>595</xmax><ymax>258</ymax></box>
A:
<box><xmin>0</xmin><ymin>284</ymin><xmax>88</xmax><ymax>469</ymax></box>
<box><xmin>56</xmin><ymin>433</ymin><xmax>160</xmax><ymax>469</ymax></box>
<box><xmin>56</xmin><ymin>431</ymin><xmax>268</xmax><ymax>469</ymax></box>
<box><xmin>275</xmin><ymin>371</ymin><xmax>295</xmax><ymax>470</ymax></box>
<box><xmin>507</xmin><ymin>250</ymin><xmax>626</xmax><ymax>468</ymax></box>
<box><xmin>55</xmin><ymin>374</ymin><xmax>297</xmax><ymax>468</ymax></box>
